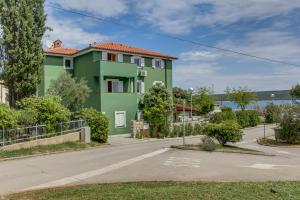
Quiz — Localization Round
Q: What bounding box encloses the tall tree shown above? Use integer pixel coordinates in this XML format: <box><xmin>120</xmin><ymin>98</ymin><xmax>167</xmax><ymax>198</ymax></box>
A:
<box><xmin>290</xmin><ymin>84</ymin><xmax>300</xmax><ymax>101</ymax></box>
<box><xmin>226</xmin><ymin>87</ymin><xmax>257</xmax><ymax>110</ymax></box>
<box><xmin>0</xmin><ymin>0</ymin><xmax>47</xmax><ymax>107</ymax></box>
<box><xmin>193</xmin><ymin>87</ymin><xmax>215</xmax><ymax>115</ymax></box>
<box><xmin>47</xmin><ymin>72</ymin><xmax>91</xmax><ymax>112</ymax></box>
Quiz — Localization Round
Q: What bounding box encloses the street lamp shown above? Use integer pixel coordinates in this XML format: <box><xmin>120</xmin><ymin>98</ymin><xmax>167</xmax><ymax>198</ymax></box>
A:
<box><xmin>190</xmin><ymin>88</ymin><xmax>194</xmax><ymax>119</ymax></box>
<box><xmin>270</xmin><ymin>93</ymin><xmax>275</xmax><ymax>104</ymax></box>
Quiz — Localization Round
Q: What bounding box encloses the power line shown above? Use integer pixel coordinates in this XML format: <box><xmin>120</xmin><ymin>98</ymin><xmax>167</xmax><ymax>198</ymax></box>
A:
<box><xmin>46</xmin><ymin>3</ymin><xmax>300</xmax><ymax>67</ymax></box>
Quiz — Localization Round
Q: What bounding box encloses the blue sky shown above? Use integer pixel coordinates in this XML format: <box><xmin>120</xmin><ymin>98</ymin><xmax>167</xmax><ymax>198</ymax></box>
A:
<box><xmin>44</xmin><ymin>0</ymin><xmax>300</xmax><ymax>93</ymax></box>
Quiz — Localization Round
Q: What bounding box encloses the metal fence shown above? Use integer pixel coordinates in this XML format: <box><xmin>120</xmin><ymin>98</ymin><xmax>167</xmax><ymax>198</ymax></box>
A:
<box><xmin>0</xmin><ymin>120</ymin><xmax>86</xmax><ymax>147</ymax></box>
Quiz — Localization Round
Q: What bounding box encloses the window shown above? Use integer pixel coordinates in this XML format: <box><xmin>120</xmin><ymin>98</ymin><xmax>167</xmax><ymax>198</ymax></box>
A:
<box><xmin>107</xmin><ymin>53</ymin><xmax>117</xmax><ymax>61</ymax></box>
<box><xmin>131</xmin><ymin>56</ymin><xmax>144</xmax><ymax>67</ymax></box>
<box><xmin>152</xmin><ymin>59</ymin><xmax>165</xmax><ymax>69</ymax></box>
<box><xmin>115</xmin><ymin>111</ymin><xmax>126</xmax><ymax>128</ymax></box>
<box><xmin>105</xmin><ymin>79</ymin><xmax>123</xmax><ymax>93</ymax></box>
<box><xmin>155</xmin><ymin>60</ymin><xmax>161</xmax><ymax>68</ymax></box>
<box><xmin>137</xmin><ymin>80</ymin><xmax>145</xmax><ymax>94</ymax></box>
<box><xmin>64</xmin><ymin>57</ymin><xmax>73</xmax><ymax>69</ymax></box>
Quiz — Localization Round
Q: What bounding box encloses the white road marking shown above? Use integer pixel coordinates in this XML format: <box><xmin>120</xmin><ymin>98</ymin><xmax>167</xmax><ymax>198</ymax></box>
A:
<box><xmin>23</xmin><ymin>148</ymin><xmax>170</xmax><ymax>191</ymax></box>
<box><xmin>163</xmin><ymin>157</ymin><xmax>201</xmax><ymax>168</ymax></box>
<box><xmin>242</xmin><ymin>163</ymin><xmax>291</xmax><ymax>170</ymax></box>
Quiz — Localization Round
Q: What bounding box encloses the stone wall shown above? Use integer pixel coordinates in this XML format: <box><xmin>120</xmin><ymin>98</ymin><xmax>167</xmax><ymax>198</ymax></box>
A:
<box><xmin>1</xmin><ymin>131</ymin><xmax>81</xmax><ymax>151</ymax></box>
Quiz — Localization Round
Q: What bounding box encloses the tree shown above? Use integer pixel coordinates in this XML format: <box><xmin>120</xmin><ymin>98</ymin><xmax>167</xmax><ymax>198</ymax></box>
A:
<box><xmin>172</xmin><ymin>86</ymin><xmax>190</xmax><ymax>104</ymax></box>
<box><xmin>290</xmin><ymin>84</ymin><xmax>300</xmax><ymax>101</ymax></box>
<box><xmin>144</xmin><ymin>85</ymin><xmax>172</xmax><ymax>137</ymax></box>
<box><xmin>47</xmin><ymin>72</ymin><xmax>91</xmax><ymax>111</ymax></box>
<box><xmin>0</xmin><ymin>0</ymin><xmax>47</xmax><ymax>107</ymax></box>
<box><xmin>226</xmin><ymin>87</ymin><xmax>257</xmax><ymax>110</ymax></box>
<box><xmin>193</xmin><ymin>87</ymin><xmax>215</xmax><ymax>115</ymax></box>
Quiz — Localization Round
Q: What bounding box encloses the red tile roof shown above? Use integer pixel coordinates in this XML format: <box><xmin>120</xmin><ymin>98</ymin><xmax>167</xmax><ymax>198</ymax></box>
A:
<box><xmin>44</xmin><ymin>48</ymin><xmax>79</xmax><ymax>55</ymax></box>
<box><xmin>91</xmin><ymin>42</ymin><xmax>177</xmax><ymax>59</ymax></box>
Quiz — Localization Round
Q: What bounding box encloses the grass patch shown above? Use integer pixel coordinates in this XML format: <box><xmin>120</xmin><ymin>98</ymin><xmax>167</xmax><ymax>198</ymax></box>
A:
<box><xmin>171</xmin><ymin>144</ymin><xmax>266</xmax><ymax>155</ymax></box>
<box><xmin>0</xmin><ymin>142</ymin><xmax>103</xmax><ymax>160</ymax></box>
<box><xmin>257</xmin><ymin>137</ymin><xmax>300</xmax><ymax>147</ymax></box>
<box><xmin>6</xmin><ymin>181</ymin><xmax>300</xmax><ymax>200</ymax></box>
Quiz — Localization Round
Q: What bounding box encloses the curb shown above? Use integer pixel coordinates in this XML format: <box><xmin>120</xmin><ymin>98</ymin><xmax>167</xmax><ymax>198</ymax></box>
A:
<box><xmin>0</xmin><ymin>143</ymin><xmax>110</xmax><ymax>162</ymax></box>
<box><xmin>257</xmin><ymin>137</ymin><xmax>300</xmax><ymax>148</ymax></box>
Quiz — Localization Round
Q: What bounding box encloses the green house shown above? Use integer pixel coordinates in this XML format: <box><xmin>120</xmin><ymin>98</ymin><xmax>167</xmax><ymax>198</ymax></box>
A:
<box><xmin>40</xmin><ymin>40</ymin><xmax>177</xmax><ymax>135</ymax></box>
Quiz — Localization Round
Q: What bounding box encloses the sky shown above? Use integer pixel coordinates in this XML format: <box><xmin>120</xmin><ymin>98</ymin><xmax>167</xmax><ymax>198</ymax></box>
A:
<box><xmin>44</xmin><ymin>0</ymin><xmax>300</xmax><ymax>93</ymax></box>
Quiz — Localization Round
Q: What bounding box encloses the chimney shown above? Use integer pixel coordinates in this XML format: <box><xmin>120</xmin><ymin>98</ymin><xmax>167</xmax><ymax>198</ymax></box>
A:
<box><xmin>53</xmin><ymin>39</ymin><xmax>62</xmax><ymax>48</ymax></box>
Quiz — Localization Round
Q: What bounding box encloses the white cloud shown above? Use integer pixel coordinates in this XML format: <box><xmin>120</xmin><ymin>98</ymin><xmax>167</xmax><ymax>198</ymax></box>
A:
<box><xmin>43</xmin><ymin>8</ymin><xmax>108</xmax><ymax>48</ymax></box>
<box><xmin>179</xmin><ymin>50</ymin><xmax>220</xmax><ymax>62</ymax></box>
<box><xmin>134</xmin><ymin>0</ymin><xmax>300</xmax><ymax>34</ymax></box>
<box><xmin>219</xmin><ymin>30</ymin><xmax>300</xmax><ymax>63</ymax></box>
<box><xmin>49</xmin><ymin>0</ymin><xmax>128</xmax><ymax>18</ymax></box>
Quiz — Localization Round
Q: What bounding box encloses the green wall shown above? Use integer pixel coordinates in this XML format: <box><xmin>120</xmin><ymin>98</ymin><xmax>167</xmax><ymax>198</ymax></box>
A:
<box><xmin>74</xmin><ymin>52</ymin><xmax>101</xmax><ymax>110</ymax></box>
<box><xmin>100</xmin><ymin>60</ymin><xmax>138</xmax><ymax>134</ymax></box>
<box><xmin>41</xmin><ymin>50</ymin><xmax>174</xmax><ymax>135</ymax></box>
<box><xmin>39</xmin><ymin>56</ymin><xmax>66</xmax><ymax>96</ymax></box>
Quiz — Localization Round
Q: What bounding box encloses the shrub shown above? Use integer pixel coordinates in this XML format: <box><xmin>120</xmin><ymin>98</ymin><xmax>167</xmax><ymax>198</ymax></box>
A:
<box><xmin>17</xmin><ymin>96</ymin><xmax>71</xmax><ymax>132</ymax></box>
<box><xmin>0</xmin><ymin>104</ymin><xmax>17</xmax><ymax>129</ymax></box>
<box><xmin>185</xmin><ymin>123</ymin><xmax>194</xmax><ymax>136</ymax></box>
<box><xmin>221</xmin><ymin>106</ymin><xmax>232</xmax><ymax>112</ymax></box>
<box><xmin>16</xmin><ymin>109</ymin><xmax>38</xmax><ymax>127</ymax></box>
<box><xmin>79</xmin><ymin>108</ymin><xmax>109</xmax><ymax>143</ymax></box>
<box><xmin>247</xmin><ymin>110</ymin><xmax>261</xmax><ymax>127</ymax></box>
<box><xmin>194</xmin><ymin>124</ymin><xmax>202</xmax><ymax>135</ymax></box>
<box><xmin>235</xmin><ymin>111</ymin><xmax>250</xmax><ymax>128</ymax></box>
<box><xmin>236</xmin><ymin>110</ymin><xmax>260</xmax><ymax>128</ymax></box>
<box><xmin>173</xmin><ymin>125</ymin><xmax>182</xmax><ymax>137</ymax></box>
<box><xmin>201</xmin><ymin>136</ymin><xmax>217</xmax><ymax>151</ymax></box>
<box><xmin>276</xmin><ymin>111</ymin><xmax>300</xmax><ymax>144</ymax></box>
<box><xmin>210</xmin><ymin>110</ymin><xmax>236</xmax><ymax>123</ymax></box>
<box><xmin>202</xmin><ymin>120</ymin><xmax>242</xmax><ymax>145</ymax></box>
<box><xmin>265</xmin><ymin>103</ymin><xmax>281</xmax><ymax>123</ymax></box>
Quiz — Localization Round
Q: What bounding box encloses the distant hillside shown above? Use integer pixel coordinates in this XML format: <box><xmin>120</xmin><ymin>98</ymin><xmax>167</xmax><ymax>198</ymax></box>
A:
<box><xmin>214</xmin><ymin>90</ymin><xmax>292</xmax><ymax>101</ymax></box>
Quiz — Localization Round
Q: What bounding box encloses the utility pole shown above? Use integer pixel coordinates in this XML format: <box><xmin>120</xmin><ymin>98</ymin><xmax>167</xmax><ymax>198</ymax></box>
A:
<box><xmin>183</xmin><ymin>99</ymin><xmax>186</xmax><ymax>145</ymax></box>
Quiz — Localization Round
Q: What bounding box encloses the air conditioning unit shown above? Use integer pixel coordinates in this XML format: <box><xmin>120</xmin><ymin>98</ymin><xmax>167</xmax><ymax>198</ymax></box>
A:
<box><xmin>139</xmin><ymin>70</ymin><xmax>148</xmax><ymax>77</ymax></box>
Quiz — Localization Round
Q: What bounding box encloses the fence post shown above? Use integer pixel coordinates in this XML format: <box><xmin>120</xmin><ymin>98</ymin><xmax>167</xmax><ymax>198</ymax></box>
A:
<box><xmin>2</xmin><ymin>128</ymin><xmax>4</xmax><ymax>146</ymax></box>
<box><xmin>35</xmin><ymin>124</ymin><xmax>38</xmax><ymax>140</ymax></box>
<box><xmin>60</xmin><ymin>122</ymin><xmax>63</xmax><ymax>135</ymax></box>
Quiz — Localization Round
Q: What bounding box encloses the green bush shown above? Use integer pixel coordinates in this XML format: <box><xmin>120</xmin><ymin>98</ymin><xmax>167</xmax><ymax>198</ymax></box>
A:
<box><xmin>236</xmin><ymin>110</ymin><xmax>260</xmax><ymax>128</ymax></box>
<box><xmin>194</xmin><ymin>124</ymin><xmax>202</xmax><ymax>135</ymax></box>
<box><xmin>185</xmin><ymin>123</ymin><xmax>194</xmax><ymax>136</ymax></box>
<box><xmin>202</xmin><ymin>120</ymin><xmax>242</xmax><ymax>145</ymax></box>
<box><xmin>79</xmin><ymin>108</ymin><xmax>109</xmax><ymax>143</ymax></box>
<box><xmin>16</xmin><ymin>109</ymin><xmax>38</xmax><ymax>127</ymax></box>
<box><xmin>210</xmin><ymin>110</ymin><xmax>236</xmax><ymax>123</ymax></box>
<box><xmin>201</xmin><ymin>136</ymin><xmax>217</xmax><ymax>151</ymax></box>
<box><xmin>17</xmin><ymin>96</ymin><xmax>71</xmax><ymax>131</ymax></box>
<box><xmin>265</xmin><ymin>103</ymin><xmax>281</xmax><ymax>123</ymax></box>
<box><xmin>173</xmin><ymin>125</ymin><xmax>182</xmax><ymax>137</ymax></box>
<box><xmin>0</xmin><ymin>104</ymin><xmax>17</xmax><ymax>129</ymax></box>
<box><xmin>276</xmin><ymin>111</ymin><xmax>300</xmax><ymax>144</ymax></box>
<box><xmin>221</xmin><ymin>106</ymin><xmax>232</xmax><ymax>112</ymax></box>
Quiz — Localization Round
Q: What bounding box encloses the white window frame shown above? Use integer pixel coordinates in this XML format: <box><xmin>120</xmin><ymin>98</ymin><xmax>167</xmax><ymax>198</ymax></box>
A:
<box><xmin>63</xmin><ymin>57</ymin><xmax>73</xmax><ymax>69</ymax></box>
<box><xmin>137</xmin><ymin>80</ymin><xmax>145</xmax><ymax>94</ymax></box>
<box><xmin>115</xmin><ymin>111</ymin><xmax>126</xmax><ymax>128</ymax></box>
<box><xmin>152</xmin><ymin>58</ymin><xmax>165</xmax><ymax>69</ymax></box>
<box><xmin>105</xmin><ymin>79</ymin><xmax>124</xmax><ymax>93</ymax></box>
<box><xmin>131</xmin><ymin>56</ymin><xmax>144</xmax><ymax>68</ymax></box>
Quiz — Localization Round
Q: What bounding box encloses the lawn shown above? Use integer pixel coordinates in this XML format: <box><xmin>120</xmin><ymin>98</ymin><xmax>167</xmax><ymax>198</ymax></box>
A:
<box><xmin>0</xmin><ymin>141</ymin><xmax>102</xmax><ymax>160</ymax></box>
<box><xmin>6</xmin><ymin>181</ymin><xmax>300</xmax><ymax>200</ymax></box>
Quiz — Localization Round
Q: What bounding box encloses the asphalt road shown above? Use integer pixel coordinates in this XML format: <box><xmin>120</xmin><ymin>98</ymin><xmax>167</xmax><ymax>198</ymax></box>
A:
<box><xmin>0</xmin><ymin>124</ymin><xmax>299</xmax><ymax>196</ymax></box>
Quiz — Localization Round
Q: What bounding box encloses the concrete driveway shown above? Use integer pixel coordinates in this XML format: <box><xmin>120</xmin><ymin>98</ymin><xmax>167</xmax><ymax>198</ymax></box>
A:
<box><xmin>0</xmin><ymin>124</ymin><xmax>299</xmax><ymax>196</ymax></box>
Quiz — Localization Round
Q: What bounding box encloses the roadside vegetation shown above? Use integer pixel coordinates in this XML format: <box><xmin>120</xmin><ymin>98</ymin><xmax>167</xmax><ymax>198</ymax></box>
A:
<box><xmin>0</xmin><ymin>142</ymin><xmax>103</xmax><ymax>160</ymax></box>
<box><xmin>6</xmin><ymin>181</ymin><xmax>300</xmax><ymax>200</ymax></box>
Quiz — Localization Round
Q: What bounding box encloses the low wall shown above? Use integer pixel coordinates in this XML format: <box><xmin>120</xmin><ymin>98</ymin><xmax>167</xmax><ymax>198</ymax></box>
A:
<box><xmin>1</xmin><ymin>131</ymin><xmax>80</xmax><ymax>151</ymax></box>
